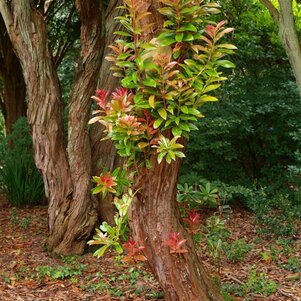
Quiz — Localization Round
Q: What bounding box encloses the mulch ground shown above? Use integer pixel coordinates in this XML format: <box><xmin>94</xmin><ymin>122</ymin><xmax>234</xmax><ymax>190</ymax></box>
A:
<box><xmin>0</xmin><ymin>193</ymin><xmax>300</xmax><ymax>301</ymax></box>
<box><xmin>200</xmin><ymin>206</ymin><xmax>301</xmax><ymax>301</ymax></box>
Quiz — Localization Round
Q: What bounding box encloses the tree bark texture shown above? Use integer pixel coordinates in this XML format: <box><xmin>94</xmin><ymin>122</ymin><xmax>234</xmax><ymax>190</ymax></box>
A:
<box><xmin>127</xmin><ymin>1</ymin><xmax>224</xmax><ymax>300</ymax></box>
<box><xmin>130</xmin><ymin>157</ymin><xmax>223</xmax><ymax>301</ymax></box>
<box><xmin>91</xmin><ymin>0</ymin><xmax>124</xmax><ymax>225</ymax></box>
<box><xmin>260</xmin><ymin>0</ymin><xmax>301</xmax><ymax>94</ymax></box>
<box><xmin>0</xmin><ymin>0</ymin><xmax>103</xmax><ymax>255</ymax></box>
<box><xmin>48</xmin><ymin>0</ymin><xmax>103</xmax><ymax>255</ymax></box>
<box><xmin>0</xmin><ymin>15</ymin><xmax>26</xmax><ymax>135</ymax></box>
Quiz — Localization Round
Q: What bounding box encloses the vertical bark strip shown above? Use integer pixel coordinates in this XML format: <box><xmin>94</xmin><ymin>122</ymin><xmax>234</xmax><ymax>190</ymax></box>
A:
<box><xmin>90</xmin><ymin>0</ymin><xmax>124</xmax><ymax>225</ymax></box>
<box><xmin>278</xmin><ymin>0</ymin><xmax>301</xmax><ymax>94</ymax></box>
<box><xmin>48</xmin><ymin>0</ymin><xmax>103</xmax><ymax>255</ymax></box>
<box><xmin>260</xmin><ymin>0</ymin><xmax>301</xmax><ymax>94</ymax></box>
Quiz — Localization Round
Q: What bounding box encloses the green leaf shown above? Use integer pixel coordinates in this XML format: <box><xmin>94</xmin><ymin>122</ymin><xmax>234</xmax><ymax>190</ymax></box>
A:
<box><xmin>189</xmin><ymin>108</ymin><xmax>201</xmax><ymax>116</ymax></box>
<box><xmin>114</xmin><ymin>243</ymin><xmax>123</xmax><ymax>254</ymax></box>
<box><xmin>179</xmin><ymin>24</ymin><xmax>197</xmax><ymax>32</ymax></box>
<box><xmin>157</xmin><ymin>152</ymin><xmax>166</xmax><ymax>164</ymax></box>
<box><xmin>142</xmin><ymin>60</ymin><xmax>160</xmax><ymax>72</ymax></box>
<box><xmin>201</xmin><ymin>95</ymin><xmax>218</xmax><ymax>102</ymax></box>
<box><xmin>165</xmin><ymin>117</ymin><xmax>175</xmax><ymax>127</ymax></box>
<box><xmin>160</xmin><ymin>38</ymin><xmax>176</xmax><ymax>46</ymax></box>
<box><xmin>94</xmin><ymin>245</ymin><xmax>110</xmax><ymax>258</ymax></box>
<box><xmin>180</xmin><ymin>6</ymin><xmax>200</xmax><ymax>15</ymax></box>
<box><xmin>184</xmin><ymin>59</ymin><xmax>196</xmax><ymax>66</ymax></box>
<box><xmin>114</xmin><ymin>31</ymin><xmax>132</xmax><ymax>37</ymax></box>
<box><xmin>116</xmin><ymin>61</ymin><xmax>134</xmax><ymax>68</ymax></box>
<box><xmin>163</xmin><ymin>20</ymin><xmax>175</xmax><ymax>27</ymax></box>
<box><xmin>119</xmin><ymin>20</ymin><xmax>133</xmax><ymax>32</ymax></box>
<box><xmin>148</xmin><ymin>95</ymin><xmax>155</xmax><ymax>108</ymax></box>
<box><xmin>154</xmin><ymin>118</ymin><xmax>164</xmax><ymax>129</ymax></box>
<box><xmin>158</xmin><ymin>7</ymin><xmax>174</xmax><ymax>16</ymax></box>
<box><xmin>217</xmin><ymin>60</ymin><xmax>235</xmax><ymax>68</ymax></box>
<box><xmin>158</xmin><ymin>108</ymin><xmax>167</xmax><ymax>120</ymax></box>
<box><xmin>111</xmin><ymin>167</ymin><xmax>120</xmax><ymax>177</ymax></box>
<box><xmin>157</xmin><ymin>31</ymin><xmax>175</xmax><ymax>40</ymax></box>
<box><xmin>143</xmin><ymin>78</ymin><xmax>157</xmax><ymax>87</ymax></box>
<box><xmin>117</xmin><ymin>53</ymin><xmax>131</xmax><ymax>60</ymax></box>
<box><xmin>217</xmin><ymin>44</ymin><xmax>237</xmax><ymax>50</ymax></box>
<box><xmin>175</xmin><ymin>33</ymin><xmax>184</xmax><ymax>42</ymax></box>
<box><xmin>183</xmin><ymin>34</ymin><xmax>194</xmax><ymax>41</ymax></box>
<box><xmin>188</xmin><ymin>123</ymin><xmax>199</xmax><ymax>131</ymax></box>
<box><xmin>179</xmin><ymin>123</ymin><xmax>190</xmax><ymax>131</ymax></box>
<box><xmin>100</xmin><ymin>222</ymin><xmax>109</xmax><ymax>232</ymax></box>
<box><xmin>203</xmin><ymin>84</ymin><xmax>221</xmax><ymax>93</ymax></box>
<box><xmin>172</xmin><ymin>127</ymin><xmax>182</xmax><ymax>136</ymax></box>
<box><xmin>180</xmin><ymin>106</ymin><xmax>189</xmax><ymax>114</ymax></box>
<box><xmin>173</xmin><ymin>151</ymin><xmax>185</xmax><ymax>158</ymax></box>
<box><xmin>125</xmin><ymin>142</ymin><xmax>131</xmax><ymax>155</ymax></box>
<box><xmin>138</xmin><ymin>142</ymin><xmax>149</xmax><ymax>149</ymax></box>
<box><xmin>167</xmin><ymin>105</ymin><xmax>175</xmax><ymax>115</ymax></box>
<box><xmin>91</xmin><ymin>185</ymin><xmax>104</xmax><ymax>195</ymax></box>
<box><xmin>168</xmin><ymin>151</ymin><xmax>175</xmax><ymax>161</ymax></box>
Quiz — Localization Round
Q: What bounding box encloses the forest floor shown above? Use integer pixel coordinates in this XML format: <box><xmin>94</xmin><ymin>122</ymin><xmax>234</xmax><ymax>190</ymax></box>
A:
<box><xmin>0</xmin><ymin>194</ymin><xmax>300</xmax><ymax>301</ymax></box>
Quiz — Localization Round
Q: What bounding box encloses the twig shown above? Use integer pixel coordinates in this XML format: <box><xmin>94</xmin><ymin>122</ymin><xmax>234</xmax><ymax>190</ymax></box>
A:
<box><xmin>223</xmin><ymin>273</ymin><xmax>244</xmax><ymax>285</ymax></box>
<box><xmin>279</xmin><ymin>288</ymin><xmax>300</xmax><ymax>301</ymax></box>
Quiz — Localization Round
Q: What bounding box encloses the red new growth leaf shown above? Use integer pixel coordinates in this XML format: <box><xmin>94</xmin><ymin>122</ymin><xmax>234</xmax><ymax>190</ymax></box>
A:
<box><xmin>110</xmin><ymin>87</ymin><xmax>133</xmax><ymax>113</ymax></box>
<box><xmin>96</xmin><ymin>172</ymin><xmax>117</xmax><ymax>193</ymax></box>
<box><xmin>91</xmin><ymin>89</ymin><xmax>109</xmax><ymax>110</ymax></box>
<box><xmin>122</xmin><ymin>239</ymin><xmax>147</xmax><ymax>263</ymax></box>
<box><xmin>123</xmin><ymin>239</ymin><xmax>145</xmax><ymax>256</ymax></box>
<box><xmin>183</xmin><ymin>209</ymin><xmax>201</xmax><ymax>233</ymax></box>
<box><xmin>112</xmin><ymin>87</ymin><xmax>128</xmax><ymax>99</ymax></box>
<box><xmin>165</xmin><ymin>232</ymin><xmax>188</xmax><ymax>254</ymax></box>
<box><xmin>205</xmin><ymin>25</ymin><xmax>216</xmax><ymax>38</ymax></box>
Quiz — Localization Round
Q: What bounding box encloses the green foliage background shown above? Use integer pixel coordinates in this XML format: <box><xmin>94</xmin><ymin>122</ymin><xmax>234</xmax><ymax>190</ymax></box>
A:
<box><xmin>0</xmin><ymin>118</ymin><xmax>45</xmax><ymax>206</ymax></box>
<box><xmin>181</xmin><ymin>0</ymin><xmax>301</xmax><ymax>187</ymax></box>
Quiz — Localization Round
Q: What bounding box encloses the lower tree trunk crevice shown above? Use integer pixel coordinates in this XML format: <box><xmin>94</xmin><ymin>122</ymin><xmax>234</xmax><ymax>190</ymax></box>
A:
<box><xmin>129</xmin><ymin>158</ymin><xmax>223</xmax><ymax>301</ymax></box>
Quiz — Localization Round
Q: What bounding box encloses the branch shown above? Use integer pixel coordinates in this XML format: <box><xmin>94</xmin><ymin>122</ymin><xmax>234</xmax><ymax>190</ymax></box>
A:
<box><xmin>259</xmin><ymin>0</ymin><xmax>280</xmax><ymax>24</ymax></box>
<box><xmin>54</xmin><ymin>40</ymin><xmax>74</xmax><ymax>67</ymax></box>
<box><xmin>45</xmin><ymin>1</ymin><xmax>66</xmax><ymax>23</ymax></box>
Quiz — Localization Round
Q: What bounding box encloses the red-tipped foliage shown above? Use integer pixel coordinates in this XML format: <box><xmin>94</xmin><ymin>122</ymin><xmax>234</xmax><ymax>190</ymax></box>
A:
<box><xmin>183</xmin><ymin>209</ymin><xmax>201</xmax><ymax>233</ymax></box>
<box><xmin>165</xmin><ymin>232</ymin><xmax>188</xmax><ymax>254</ymax></box>
<box><xmin>122</xmin><ymin>239</ymin><xmax>147</xmax><ymax>263</ymax></box>
<box><xmin>91</xmin><ymin>89</ymin><xmax>109</xmax><ymax>110</ymax></box>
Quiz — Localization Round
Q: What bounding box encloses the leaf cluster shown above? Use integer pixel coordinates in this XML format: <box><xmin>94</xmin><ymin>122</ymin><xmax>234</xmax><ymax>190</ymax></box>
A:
<box><xmin>87</xmin><ymin>191</ymin><xmax>133</xmax><ymax>257</ymax></box>
<box><xmin>91</xmin><ymin>0</ymin><xmax>234</xmax><ymax>166</ymax></box>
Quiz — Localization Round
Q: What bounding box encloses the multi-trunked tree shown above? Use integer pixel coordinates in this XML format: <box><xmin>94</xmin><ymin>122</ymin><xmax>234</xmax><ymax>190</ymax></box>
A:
<box><xmin>90</xmin><ymin>0</ymin><xmax>235</xmax><ymax>300</ymax></box>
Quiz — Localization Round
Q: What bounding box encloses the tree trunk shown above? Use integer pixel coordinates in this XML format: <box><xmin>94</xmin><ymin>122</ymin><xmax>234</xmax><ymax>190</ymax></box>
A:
<box><xmin>0</xmin><ymin>0</ymin><xmax>102</xmax><ymax>255</ymax></box>
<box><xmin>48</xmin><ymin>0</ymin><xmax>103</xmax><ymax>255</ymax></box>
<box><xmin>0</xmin><ymin>15</ymin><xmax>26</xmax><ymax>135</ymax></box>
<box><xmin>123</xmin><ymin>1</ymin><xmax>224</xmax><ymax>299</ymax></box>
<box><xmin>277</xmin><ymin>0</ymin><xmax>301</xmax><ymax>93</ymax></box>
<box><xmin>260</xmin><ymin>0</ymin><xmax>301</xmax><ymax>94</ymax></box>
<box><xmin>129</xmin><ymin>157</ymin><xmax>223</xmax><ymax>301</ymax></box>
<box><xmin>91</xmin><ymin>0</ymin><xmax>124</xmax><ymax>225</ymax></box>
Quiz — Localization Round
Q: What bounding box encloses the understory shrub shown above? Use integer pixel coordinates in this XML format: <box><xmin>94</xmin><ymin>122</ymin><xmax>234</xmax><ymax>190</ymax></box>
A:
<box><xmin>0</xmin><ymin>117</ymin><xmax>44</xmax><ymax>206</ymax></box>
<box><xmin>249</xmin><ymin>190</ymin><xmax>300</xmax><ymax>237</ymax></box>
<box><xmin>180</xmin><ymin>67</ymin><xmax>301</xmax><ymax>189</ymax></box>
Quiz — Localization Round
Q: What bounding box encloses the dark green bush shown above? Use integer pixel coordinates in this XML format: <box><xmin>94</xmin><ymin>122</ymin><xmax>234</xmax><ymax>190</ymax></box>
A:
<box><xmin>0</xmin><ymin>117</ymin><xmax>45</xmax><ymax>206</ymax></box>
<box><xmin>181</xmin><ymin>67</ymin><xmax>301</xmax><ymax>188</ymax></box>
